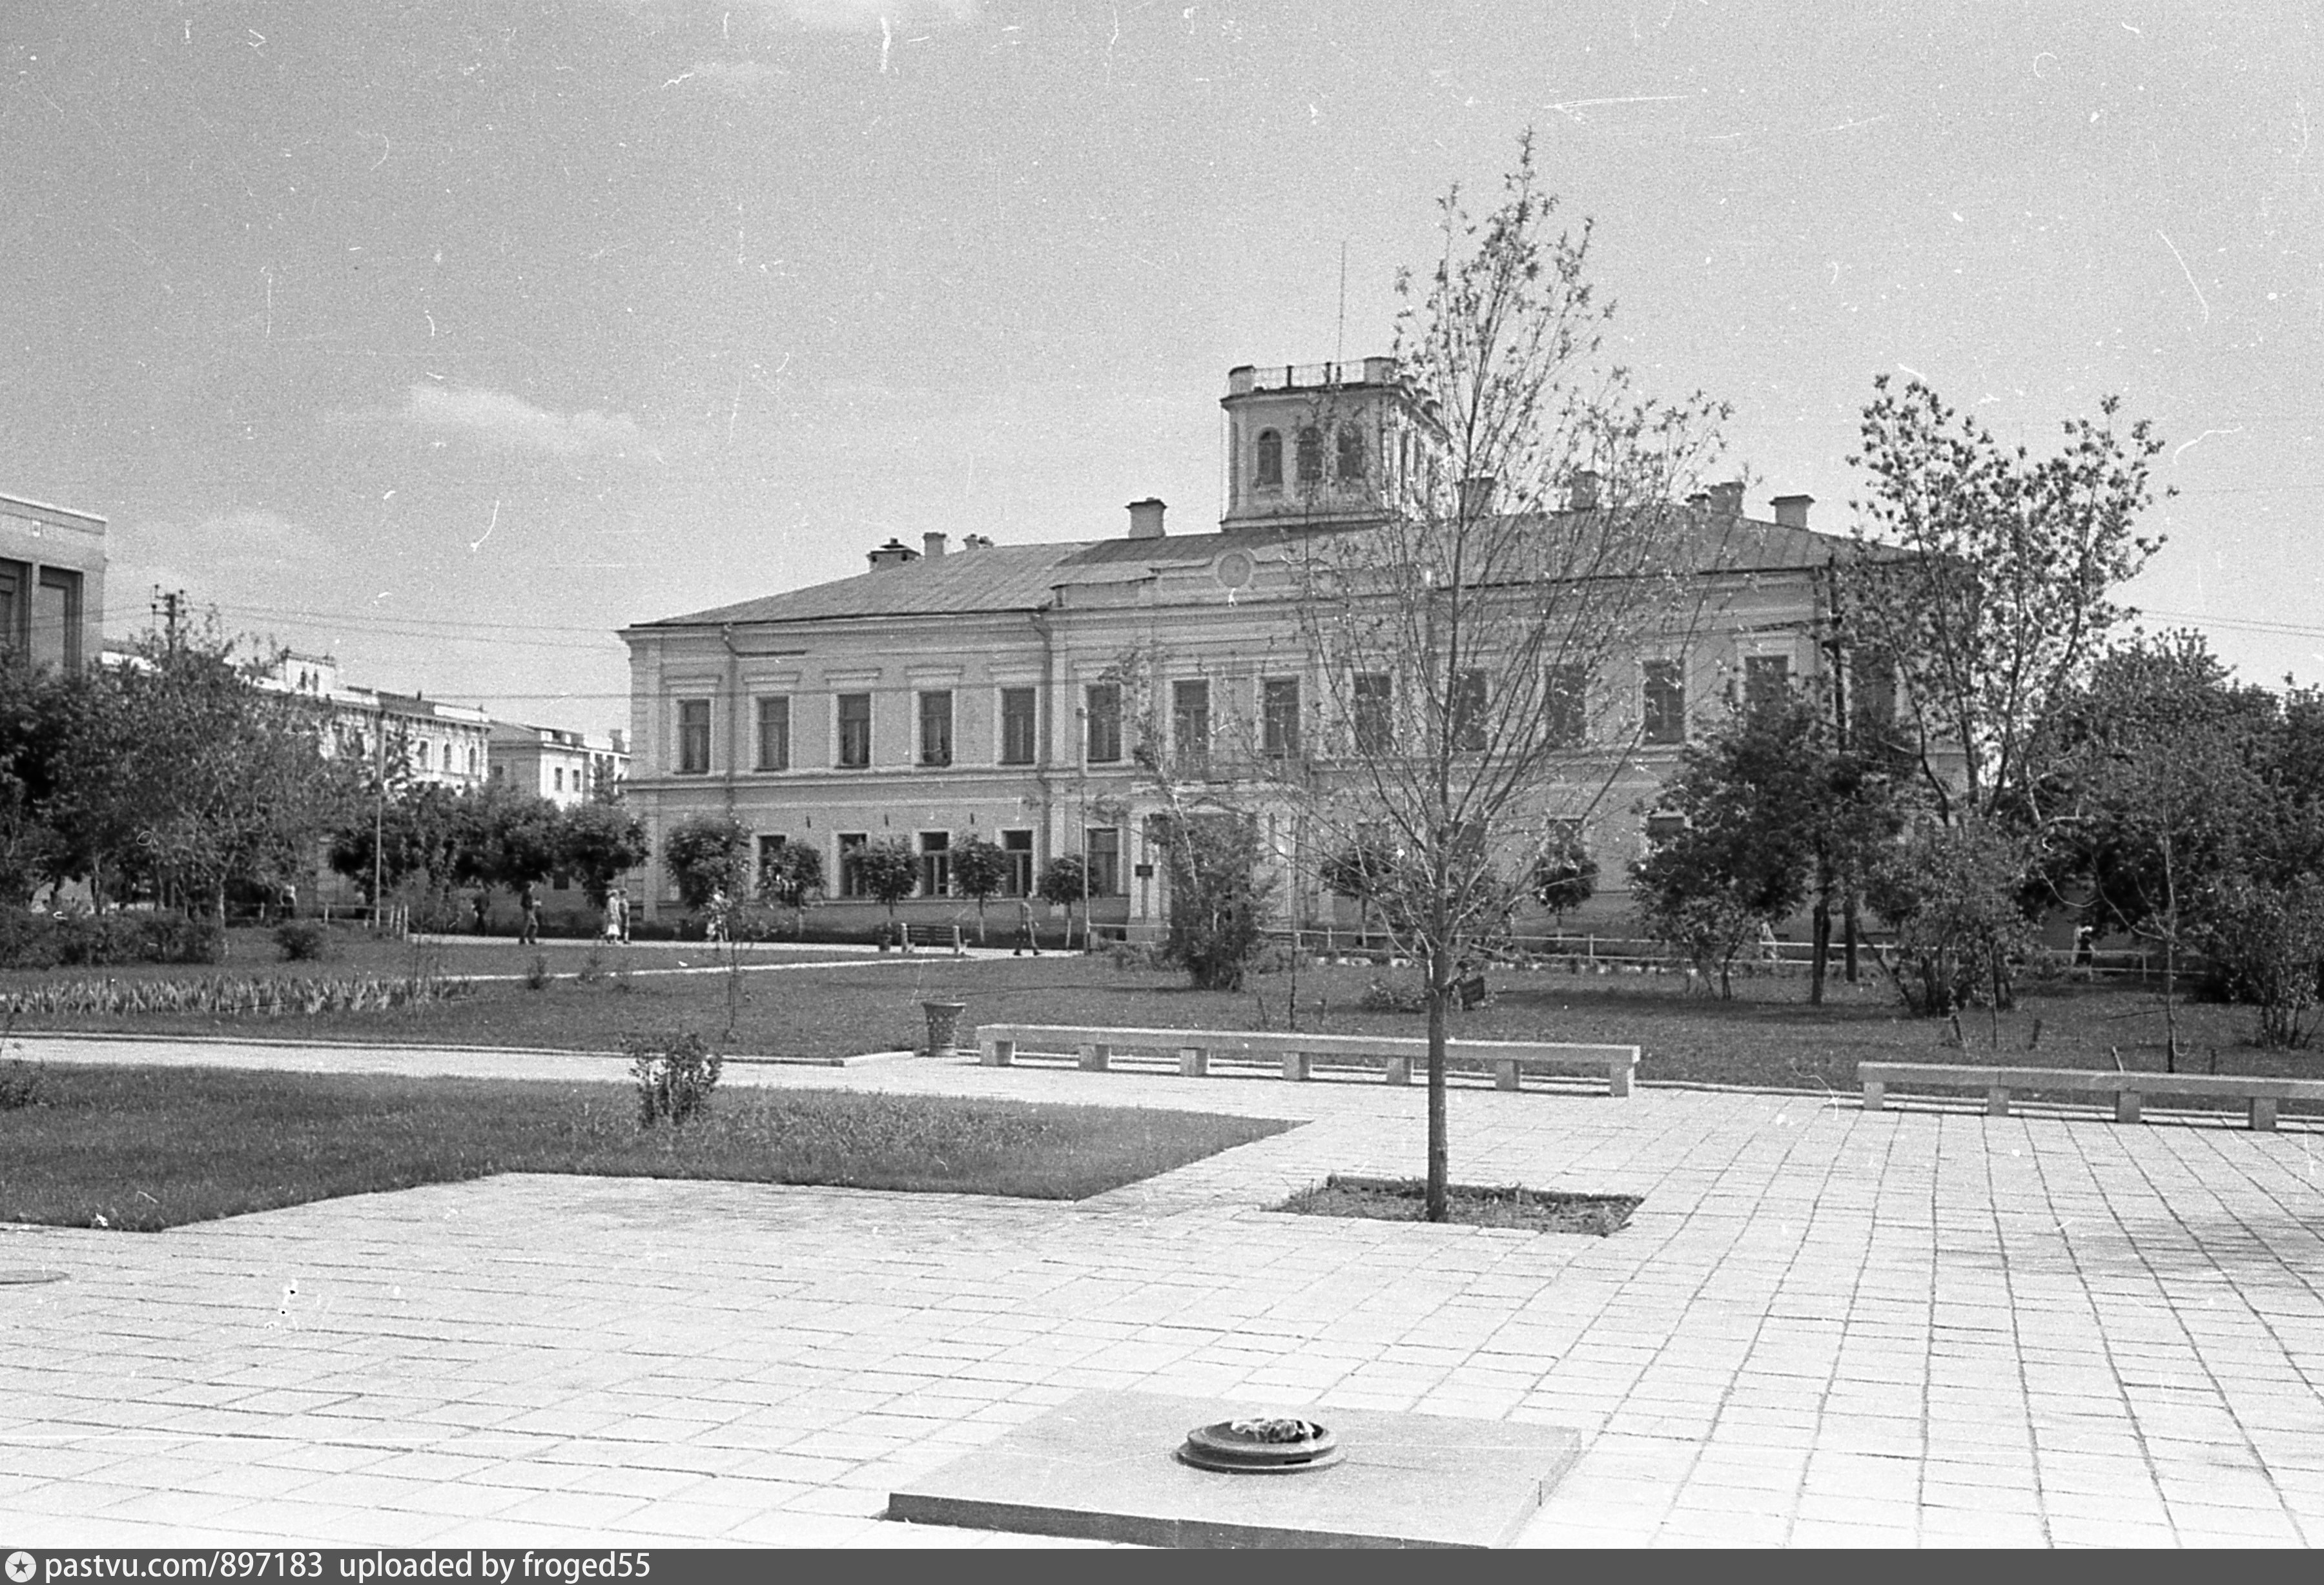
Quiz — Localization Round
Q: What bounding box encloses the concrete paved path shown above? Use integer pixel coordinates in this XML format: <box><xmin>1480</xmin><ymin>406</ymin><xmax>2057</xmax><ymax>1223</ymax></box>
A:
<box><xmin>3</xmin><ymin>1036</ymin><xmax>2321</xmax><ymax>1548</ymax></box>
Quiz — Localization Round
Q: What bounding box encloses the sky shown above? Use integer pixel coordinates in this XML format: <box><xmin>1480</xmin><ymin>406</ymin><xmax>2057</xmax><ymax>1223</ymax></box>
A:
<box><xmin>6</xmin><ymin>0</ymin><xmax>2321</xmax><ymax>735</ymax></box>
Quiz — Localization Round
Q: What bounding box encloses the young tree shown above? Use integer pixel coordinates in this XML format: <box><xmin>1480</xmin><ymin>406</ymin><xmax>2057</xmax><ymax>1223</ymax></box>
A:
<box><xmin>2039</xmin><ymin>633</ymin><xmax>2272</xmax><ymax>1065</ymax></box>
<box><xmin>856</xmin><ymin>835</ymin><xmax>920</xmax><ymax>940</ymax></box>
<box><xmin>1864</xmin><ymin>816</ymin><xmax>2041</xmax><ymax>1034</ymax></box>
<box><xmin>1529</xmin><ymin>832</ymin><xmax>1598</xmax><ymax>924</ymax></box>
<box><xmin>757</xmin><ymin>841</ymin><xmax>825</xmax><ymax>938</ymax></box>
<box><xmin>1155</xmin><ymin>811</ymin><xmax>1279</xmax><ymax>991</ymax></box>
<box><xmin>1629</xmin><ymin>706</ymin><xmax>1820</xmax><ymax>999</ymax></box>
<box><xmin>1038</xmin><ymin>854</ymin><xmax>1089</xmax><ymax>950</ymax></box>
<box><xmin>104</xmin><ymin>624</ymin><xmax>360</xmax><ymax>939</ymax></box>
<box><xmin>1283</xmin><ymin>136</ymin><xmax>1732</xmax><ymax>1220</ymax></box>
<box><xmin>1845</xmin><ymin>374</ymin><xmax>2168</xmax><ymax>828</ymax></box>
<box><xmin>949</xmin><ymin>835</ymin><xmax>1011</xmax><ymax>944</ymax></box>
<box><xmin>559</xmin><ymin>799</ymin><xmax>650</xmax><ymax>911</ymax></box>
<box><xmin>661</xmin><ymin>814</ymin><xmax>754</xmax><ymax>912</ymax></box>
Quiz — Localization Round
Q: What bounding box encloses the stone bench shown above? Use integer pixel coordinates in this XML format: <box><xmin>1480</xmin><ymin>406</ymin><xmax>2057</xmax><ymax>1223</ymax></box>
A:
<box><xmin>1858</xmin><ymin>1061</ymin><xmax>2324</xmax><ymax>1131</ymax></box>
<box><xmin>976</xmin><ymin>1023</ymin><xmax>1638</xmax><ymax>1096</ymax></box>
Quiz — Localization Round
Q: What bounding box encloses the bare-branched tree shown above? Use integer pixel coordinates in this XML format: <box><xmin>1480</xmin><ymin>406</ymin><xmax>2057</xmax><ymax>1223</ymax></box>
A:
<box><xmin>1277</xmin><ymin>137</ymin><xmax>1736</xmax><ymax>1220</ymax></box>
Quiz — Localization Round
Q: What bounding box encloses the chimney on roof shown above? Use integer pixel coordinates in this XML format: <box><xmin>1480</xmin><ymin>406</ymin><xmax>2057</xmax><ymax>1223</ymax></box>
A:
<box><xmin>923</xmin><ymin>531</ymin><xmax>947</xmax><ymax>560</ymax></box>
<box><xmin>1567</xmin><ymin>470</ymin><xmax>1600</xmax><ymax>512</ymax></box>
<box><xmin>1771</xmin><ymin>493</ymin><xmax>1814</xmax><ymax>529</ymax></box>
<box><xmin>867</xmin><ymin>537</ymin><xmax>920</xmax><ymax>570</ymax></box>
<box><xmin>1708</xmin><ymin>480</ymin><xmax>1745</xmax><ymax>518</ymax></box>
<box><xmin>961</xmin><ymin>533</ymin><xmax>993</xmax><ymax>550</ymax></box>
<box><xmin>1127</xmin><ymin>498</ymin><xmax>1167</xmax><ymax>539</ymax></box>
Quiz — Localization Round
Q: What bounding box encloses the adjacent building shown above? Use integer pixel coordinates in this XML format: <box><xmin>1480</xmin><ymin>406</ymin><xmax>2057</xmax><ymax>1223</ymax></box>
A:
<box><xmin>621</xmin><ymin>360</ymin><xmax>1865</xmax><ymax>935</ymax></box>
<box><xmin>0</xmin><ymin>491</ymin><xmax>105</xmax><ymax>674</ymax></box>
<box><xmin>488</xmin><ymin>722</ymin><xmax>630</xmax><ymax>806</ymax></box>
<box><xmin>260</xmin><ymin>652</ymin><xmax>492</xmax><ymax>790</ymax></box>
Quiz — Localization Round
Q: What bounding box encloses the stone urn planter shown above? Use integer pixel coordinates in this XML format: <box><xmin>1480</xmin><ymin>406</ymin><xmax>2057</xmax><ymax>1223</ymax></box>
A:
<box><xmin>919</xmin><ymin>999</ymin><xmax>967</xmax><ymax>1058</ymax></box>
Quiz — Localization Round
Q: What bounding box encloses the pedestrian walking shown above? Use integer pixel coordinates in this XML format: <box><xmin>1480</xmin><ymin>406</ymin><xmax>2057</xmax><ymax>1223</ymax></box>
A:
<box><xmin>518</xmin><ymin>881</ymin><xmax>540</xmax><ymax>945</ymax></box>
<box><xmin>1014</xmin><ymin>896</ymin><xmax>1039</xmax><ymax>956</ymax></box>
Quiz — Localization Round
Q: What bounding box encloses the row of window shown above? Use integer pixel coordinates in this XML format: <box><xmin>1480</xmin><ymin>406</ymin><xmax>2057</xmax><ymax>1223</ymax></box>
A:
<box><xmin>1253</xmin><ymin>425</ymin><xmax>1368</xmax><ymax>491</ymax></box>
<box><xmin>787</xmin><ymin>828</ymin><xmax>1127</xmax><ymax>900</ymax></box>
<box><xmin>670</xmin><ymin>657</ymin><xmax>1838</xmax><ymax>777</ymax></box>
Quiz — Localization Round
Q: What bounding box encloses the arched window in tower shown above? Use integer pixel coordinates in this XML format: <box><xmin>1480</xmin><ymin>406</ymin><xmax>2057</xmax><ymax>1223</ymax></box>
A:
<box><xmin>1337</xmin><ymin>426</ymin><xmax>1366</xmax><ymax>482</ymax></box>
<box><xmin>1255</xmin><ymin>429</ymin><xmax>1282</xmax><ymax>489</ymax></box>
<box><xmin>1295</xmin><ymin>426</ymin><xmax>1323</xmax><ymax>485</ymax></box>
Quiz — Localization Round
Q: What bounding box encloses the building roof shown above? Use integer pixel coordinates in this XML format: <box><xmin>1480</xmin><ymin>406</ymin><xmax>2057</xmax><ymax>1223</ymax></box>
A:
<box><xmin>632</xmin><ymin>514</ymin><xmax>1878</xmax><ymax>631</ymax></box>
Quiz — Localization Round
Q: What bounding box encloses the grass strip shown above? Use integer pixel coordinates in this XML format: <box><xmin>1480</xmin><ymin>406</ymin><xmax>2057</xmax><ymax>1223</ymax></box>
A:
<box><xmin>0</xmin><ymin>1063</ymin><xmax>1294</xmax><ymax>1231</ymax></box>
<box><xmin>1277</xmin><ymin>1174</ymin><xmax>1640</xmax><ymax>1235</ymax></box>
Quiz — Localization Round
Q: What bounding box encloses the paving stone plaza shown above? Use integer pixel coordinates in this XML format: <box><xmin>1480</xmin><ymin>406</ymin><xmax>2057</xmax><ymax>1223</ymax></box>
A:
<box><xmin>3</xmin><ymin>1034</ymin><xmax>2321</xmax><ymax>1548</ymax></box>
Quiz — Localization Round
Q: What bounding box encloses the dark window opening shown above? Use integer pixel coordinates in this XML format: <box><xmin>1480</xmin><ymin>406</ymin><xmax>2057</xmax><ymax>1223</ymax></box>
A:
<box><xmin>1353</xmin><ymin>671</ymin><xmax>1392</xmax><ymax>755</ymax></box>
<box><xmin>1643</xmin><ymin>660</ymin><xmax>1687</xmax><ymax>745</ymax></box>
<box><xmin>677</xmin><ymin>699</ymin><xmax>712</xmax><ymax>775</ymax></box>
<box><xmin>756</xmin><ymin>695</ymin><xmax>790</xmax><ymax>772</ymax></box>
<box><xmin>838</xmin><ymin>693</ymin><xmax>872</xmax><ymax>768</ymax></box>
<box><xmin>1337</xmin><ymin>427</ymin><xmax>1366</xmax><ymax>482</ymax></box>
<box><xmin>919</xmin><ymin>831</ymin><xmax>951</xmax><ymax>897</ymax></box>
<box><xmin>1450</xmin><ymin>670</ymin><xmax>1488</xmax><ymax>752</ymax></box>
<box><xmin>1002</xmin><ymin>829</ymin><xmax>1034</xmax><ymax>897</ymax></box>
<box><xmin>918</xmin><ymin>690</ymin><xmax>953</xmax><ymax>768</ymax></box>
<box><xmin>1173</xmin><ymin>679</ymin><xmax>1211</xmax><ymax>773</ymax></box>
<box><xmin>1000</xmin><ymin>687</ymin><xmax>1038</xmax><ymax>765</ymax></box>
<box><xmin>1255</xmin><ymin>429</ymin><xmax>1283</xmax><ymax>489</ymax></box>
<box><xmin>1085</xmin><ymin>683</ymin><xmax>1122</xmax><ymax>764</ymax></box>
<box><xmin>1545</xmin><ymin>664</ymin><xmax>1589</xmax><ymax>748</ymax></box>
<box><xmin>1295</xmin><ymin>426</ymin><xmax>1322</xmax><ymax>485</ymax></box>
<box><xmin>1262</xmin><ymin>678</ymin><xmax>1301</xmax><ymax>757</ymax></box>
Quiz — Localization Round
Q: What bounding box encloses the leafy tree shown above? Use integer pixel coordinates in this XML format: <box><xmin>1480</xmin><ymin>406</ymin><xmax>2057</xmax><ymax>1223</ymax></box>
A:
<box><xmin>757</xmin><ymin>841</ymin><xmax>825</xmax><ymax>938</ymax></box>
<box><xmin>478</xmin><ymin>791</ymin><xmax>564</xmax><ymax>897</ymax></box>
<box><xmin>2198</xmin><ymin>870</ymin><xmax>2324</xmax><ymax>1049</ymax></box>
<box><xmin>1844</xmin><ymin>374</ymin><xmax>2168</xmax><ymax>827</ymax></box>
<box><xmin>1529</xmin><ymin>833</ymin><xmax>1598</xmax><ymax>923</ymax></box>
<box><xmin>855</xmin><ymin>836</ymin><xmax>920</xmax><ymax>937</ymax></box>
<box><xmin>2038</xmin><ymin>633</ymin><xmax>2273</xmax><ymax>1064</ymax></box>
<box><xmin>662</xmin><ymin>814</ymin><xmax>754</xmax><ymax>912</ymax></box>
<box><xmin>328</xmin><ymin>782</ymin><xmax>464</xmax><ymax>905</ymax></box>
<box><xmin>948</xmin><ymin>835</ymin><xmax>1011</xmax><ymax>943</ymax></box>
<box><xmin>0</xmin><ymin>657</ymin><xmax>83</xmax><ymax>905</ymax></box>
<box><xmin>1629</xmin><ymin>706</ymin><xmax>1819</xmax><ymax>998</ymax></box>
<box><xmin>559</xmin><ymin>799</ymin><xmax>650</xmax><ymax>910</ymax></box>
<box><xmin>102</xmin><ymin>624</ymin><xmax>360</xmax><ymax>937</ymax></box>
<box><xmin>1281</xmin><ymin>136</ymin><xmax>1732</xmax><ymax>1220</ymax></box>
<box><xmin>1864</xmin><ymin>817</ymin><xmax>2041</xmax><ymax>1034</ymax></box>
<box><xmin>1038</xmin><ymin>854</ymin><xmax>1089</xmax><ymax>949</ymax></box>
<box><xmin>1156</xmin><ymin>812</ymin><xmax>1278</xmax><ymax>991</ymax></box>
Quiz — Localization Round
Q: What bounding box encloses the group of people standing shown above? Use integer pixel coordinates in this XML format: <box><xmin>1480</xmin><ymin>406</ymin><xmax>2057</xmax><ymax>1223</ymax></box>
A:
<box><xmin>469</xmin><ymin>883</ymin><xmax>630</xmax><ymax>945</ymax></box>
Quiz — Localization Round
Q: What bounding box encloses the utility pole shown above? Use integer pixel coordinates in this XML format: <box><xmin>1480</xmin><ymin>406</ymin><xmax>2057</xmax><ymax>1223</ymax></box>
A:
<box><xmin>372</xmin><ymin>710</ymin><xmax>386</xmax><ymax>936</ymax></box>
<box><xmin>150</xmin><ymin>586</ymin><xmax>186</xmax><ymax>649</ymax></box>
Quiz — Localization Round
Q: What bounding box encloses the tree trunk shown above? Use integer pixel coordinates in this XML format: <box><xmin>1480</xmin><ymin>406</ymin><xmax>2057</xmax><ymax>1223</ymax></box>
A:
<box><xmin>1425</xmin><ymin>946</ymin><xmax>1450</xmax><ymax>1223</ymax></box>
<box><xmin>1843</xmin><ymin>894</ymin><xmax>1861</xmax><ymax>983</ymax></box>
<box><xmin>1809</xmin><ymin>892</ymin><xmax>1831</xmax><ymax>1007</ymax></box>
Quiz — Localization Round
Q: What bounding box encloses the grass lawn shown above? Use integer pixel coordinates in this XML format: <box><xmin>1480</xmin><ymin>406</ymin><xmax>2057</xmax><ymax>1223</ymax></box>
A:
<box><xmin>0</xmin><ymin>1063</ymin><xmax>1295</xmax><ymax>1231</ymax></box>
<box><xmin>6</xmin><ymin>930</ymin><xmax>2315</xmax><ymax>1105</ymax></box>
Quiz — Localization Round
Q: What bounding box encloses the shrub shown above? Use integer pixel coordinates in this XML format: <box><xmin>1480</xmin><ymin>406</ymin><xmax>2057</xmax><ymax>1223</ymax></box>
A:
<box><xmin>576</xmin><ymin>945</ymin><xmax>609</xmax><ymax>985</ymax></box>
<box><xmin>1361</xmin><ymin>974</ymin><xmax>1429</xmax><ymax>1013</ymax></box>
<box><xmin>0</xmin><ymin>1054</ymin><xmax>42</xmax><ymax>1110</ymax></box>
<box><xmin>2196</xmin><ymin>872</ymin><xmax>2324</xmax><ymax>1048</ymax></box>
<box><xmin>524</xmin><ymin>954</ymin><xmax>551</xmax><ymax>991</ymax></box>
<box><xmin>273</xmin><ymin>919</ymin><xmax>338</xmax><ymax>963</ymax></box>
<box><xmin>626</xmin><ymin>1029</ymin><xmax>723</xmax><ymax>1127</ymax></box>
<box><xmin>0</xmin><ymin>910</ymin><xmax>61</xmax><ymax>969</ymax></box>
<box><xmin>1156</xmin><ymin>812</ymin><xmax>1276</xmax><ymax>992</ymax></box>
<box><xmin>1101</xmin><ymin>940</ymin><xmax>1171</xmax><ymax>971</ymax></box>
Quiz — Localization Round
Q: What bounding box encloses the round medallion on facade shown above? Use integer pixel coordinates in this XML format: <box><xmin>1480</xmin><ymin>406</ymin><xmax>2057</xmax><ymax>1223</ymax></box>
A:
<box><xmin>1214</xmin><ymin>549</ymin><xmax>1255</xmax><ymax>591</ymax></box>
